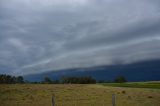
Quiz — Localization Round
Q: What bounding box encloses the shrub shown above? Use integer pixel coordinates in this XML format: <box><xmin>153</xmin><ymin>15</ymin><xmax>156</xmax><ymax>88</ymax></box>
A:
<box><xmin>114</xmin><ymin>76</ymin><xmax>127</xmax><ymax>83</ymax></box>
<box><xmin>148</xmin><ymin>96</ymin><xmax>153</xmax><ymax>98</ymax></box>
<box><xmin>121</xmin><ymin>90</ymin><xmax>126</xmax><ymax>94</ymax></box>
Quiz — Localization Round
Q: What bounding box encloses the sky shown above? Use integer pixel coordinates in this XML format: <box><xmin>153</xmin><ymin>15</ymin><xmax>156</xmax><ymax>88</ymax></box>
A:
<box><xmin>0</xmin><ymin>0</ymin><xmax>160</xmax><ymax>75</ymax></box>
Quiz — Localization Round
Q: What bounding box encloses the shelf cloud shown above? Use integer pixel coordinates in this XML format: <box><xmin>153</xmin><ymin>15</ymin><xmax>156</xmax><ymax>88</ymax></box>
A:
<box><xmin>0</xmin><ymin>0</ymin><xmax>160</xmax><ymax>75</ymax></box>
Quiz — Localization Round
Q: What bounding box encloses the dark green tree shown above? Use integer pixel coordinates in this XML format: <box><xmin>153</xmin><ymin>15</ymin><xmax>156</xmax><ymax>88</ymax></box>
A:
<box><xmin>114</xmin><ymin>76</ymin><xmax>127</xmax><ymax>83</ymax></box>
<box><xmin>44</xmin><ymin>77</ymin><xmax>52</xmax><ymax>84</ymax></box>
<box><xmin>16</xmin><ymin>76</ymin><xmax>24</xmax><ymax>83</ymax></box>
<box><xmin>60</xmin><ymin>76</ymin><xmax>96</xmax><ymax>84</ymax></box>
<box><xmin>0</xmin><ymin>74</ymin><xmax>24</xmax><ymax>84</ymax></box>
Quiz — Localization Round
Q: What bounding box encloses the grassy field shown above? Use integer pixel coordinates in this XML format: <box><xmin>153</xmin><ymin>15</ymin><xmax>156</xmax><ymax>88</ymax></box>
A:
<box><xmin>0</xmin><ymin>84</ymin><xmax>160</xmax><ymax>106</ymax></box>
<box><xmin>100</xmin><ymin>82</ymin><xmax>160</xmax><ymax>89</ymax></box>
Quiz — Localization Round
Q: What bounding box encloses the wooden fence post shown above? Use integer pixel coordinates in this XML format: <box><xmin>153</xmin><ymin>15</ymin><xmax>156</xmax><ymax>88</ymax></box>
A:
<box><xmin>112</xmin><ymin>94</ymin><xmax>116</xmax><ymax>106</ymax></box>
<box><xmin>52</xmin><ymin>95</ymin><xmax>55</xmax><ymax>106</ymax></box>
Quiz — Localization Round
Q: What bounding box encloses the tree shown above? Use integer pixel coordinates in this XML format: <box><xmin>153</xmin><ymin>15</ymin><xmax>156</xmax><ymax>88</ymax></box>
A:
<box><xmin>60</xmin><ymin>76</ymin><xmax>96</xmax><ymax>84</ymax></box>
<box><xmin>44</xmin><ymin>77</ymin><xmax>52</xmax><ymax>84</ymax></box>
<box><xmin>114</xmin><ymin>76</ymin><xmax>127</xmax><ymax>83</ymax></box>
<box><xmin>0</xmin><ymin>74</ymin><xmax>24</xmax><ymax>84</ymax></box>
<box><xmin>16</xmin><ymin>76</ymin><xmax>24</xmax><ymax>83</ymax></box>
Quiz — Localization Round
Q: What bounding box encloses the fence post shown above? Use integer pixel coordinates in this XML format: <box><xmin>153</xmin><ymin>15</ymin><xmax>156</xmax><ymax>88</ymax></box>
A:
<box><xmin>112</xmin><ymin>94</ymin><xmax>116</xmax><ymax>106</ymax></box>
<box><xmin>52</xmin><ymin>95</ymin><xmax>55</xmax><ymax>106</ymax></box>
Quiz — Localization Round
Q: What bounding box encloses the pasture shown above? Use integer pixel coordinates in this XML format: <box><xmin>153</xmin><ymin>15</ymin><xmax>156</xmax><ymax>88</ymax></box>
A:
<box><xmin>100</xmin><ymin>81</ymin><xmax>160</xmax><ymax>89</ymax></box>
<box><xmin>0</xmin><ymin>84</ymin><xmax>160</xmax><ymax>106</ymax></box>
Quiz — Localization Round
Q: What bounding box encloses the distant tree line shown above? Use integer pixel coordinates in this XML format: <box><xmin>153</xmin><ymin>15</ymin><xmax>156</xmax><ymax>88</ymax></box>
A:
<box><xmin>97</xmin><ymin>76</ymin><xmax>127</xmax><ymax>83</ymax></box>
<box><xmin>0</xmin><ymin>74</ymin><xmax>127</xmax><ymax>84</ymax></box>
<box><xmin>60</xmin><ymin>76</ymin><xmax>96</xmax><ymax>84</ymax></box>
<box><xmin>42</xmin><ymin>75</ymin><xmax>126</xmax><ymax>84</ymax></box>
<box><xmin>0</xmin><ymin>74</ymin><xmax>24</xmax><ymax>84</ymax></box>
<box><xmin>42</xmin><ymin>76</ymin><xmax>96</xmax><ymax>84</ymax></box>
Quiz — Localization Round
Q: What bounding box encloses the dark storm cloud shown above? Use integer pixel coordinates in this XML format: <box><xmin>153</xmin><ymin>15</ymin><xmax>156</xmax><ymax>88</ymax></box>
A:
<box><xmin>0</xmin><ymin>0</ymin><xmax>160</xmax><ymax>75</ymax></box>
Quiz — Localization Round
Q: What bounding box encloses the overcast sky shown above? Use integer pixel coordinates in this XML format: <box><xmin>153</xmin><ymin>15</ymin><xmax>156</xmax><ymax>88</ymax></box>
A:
<box><xmin>0</xmin><ymin>0</ymin><xmax>160</xmax><ymax>75</ymax></box>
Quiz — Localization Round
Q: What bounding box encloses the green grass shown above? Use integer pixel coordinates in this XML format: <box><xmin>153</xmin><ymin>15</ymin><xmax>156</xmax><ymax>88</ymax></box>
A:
<box><xmin>0</xmin><ymin>84</ymin><xmax>160</xmax><ymax>106</ymax></box>
<box><xmin>100</xmin><ymin>82</ymin><xmax>160</xmax><ymax>89</ymax></box>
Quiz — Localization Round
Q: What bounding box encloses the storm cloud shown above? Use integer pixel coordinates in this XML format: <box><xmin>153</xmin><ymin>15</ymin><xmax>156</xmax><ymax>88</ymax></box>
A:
<box><xmin>0</xmin><ymin>0</ymin><xmax>160</xmax><ymax>75</ymax></box>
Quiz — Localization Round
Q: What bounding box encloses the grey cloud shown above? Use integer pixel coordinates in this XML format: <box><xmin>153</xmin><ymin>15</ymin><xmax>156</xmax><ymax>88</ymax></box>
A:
<box><xmin>0</xmin><ymin>0</ymin><xmax>160</xmax><ymax>75</ymax></box>
<box><xmin>64</xmin><ymin>16</ymin><xmax>160</xmax><ymax>50</ymax></box>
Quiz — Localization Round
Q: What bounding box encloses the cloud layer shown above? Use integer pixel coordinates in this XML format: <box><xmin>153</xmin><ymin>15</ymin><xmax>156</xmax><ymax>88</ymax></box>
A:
<box><xmin>0</xmin><ymin>0</ymin><xmax>160</xmax><ymax>75</ymax></box>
